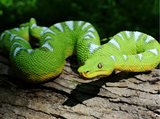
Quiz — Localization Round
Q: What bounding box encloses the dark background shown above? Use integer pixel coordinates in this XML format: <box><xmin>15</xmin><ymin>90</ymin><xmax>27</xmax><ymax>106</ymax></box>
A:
<box><xmin>0</xmin><ymin>0</ymin><xmax>159</xmax><ymax>41</ymax></box>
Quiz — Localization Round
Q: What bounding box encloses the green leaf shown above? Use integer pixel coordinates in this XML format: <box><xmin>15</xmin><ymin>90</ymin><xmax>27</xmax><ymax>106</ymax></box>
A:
<box><xmin>0</xmin><ymin>10</ymin><xmax>3</xmax><ymax>15</ymax></box>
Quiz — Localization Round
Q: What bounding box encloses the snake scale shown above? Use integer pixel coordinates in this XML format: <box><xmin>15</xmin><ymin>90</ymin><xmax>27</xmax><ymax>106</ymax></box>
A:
<box><xmin>0</xmin><ymin>18</ymin><xmax>160</xmax><ymax>83</ymax></box>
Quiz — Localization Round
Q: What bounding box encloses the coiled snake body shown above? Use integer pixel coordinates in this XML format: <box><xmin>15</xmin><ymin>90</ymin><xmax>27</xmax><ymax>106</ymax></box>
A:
<box><xmin>0</xmin><ymin>18</ymin><xmax>160</xmax><ymax>83</ymax></box>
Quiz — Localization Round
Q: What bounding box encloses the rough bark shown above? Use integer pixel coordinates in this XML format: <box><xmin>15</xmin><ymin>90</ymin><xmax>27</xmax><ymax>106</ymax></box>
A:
<box><xmin>0</xmin><ymin>54</ymin><xmax>160</xmax><ymax>119</ymax></box>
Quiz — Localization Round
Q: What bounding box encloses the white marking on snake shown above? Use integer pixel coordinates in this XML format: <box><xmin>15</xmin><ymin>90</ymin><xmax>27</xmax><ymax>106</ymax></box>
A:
<box><xmin>0</xmin><ymin>33</ymin><xmax>6</xmax><ymax>40</ymax></box>
<box><xmin>122</xmin><ymin>55</ymin><xmax>127</xmax><ymax>61</ymax></box>
<box><xmin>117</xmin><ymin>33</ymin><xmax>125</xmax><ymax>41</ymax></box>
<box><xmin>54</xmin><ymin>23</ymin><xmax>63</xmax><ymax>32</ymax></box>
<box><xmin>137</xmin><ymin>54</ymin><xmax>143</xmax><ymax>60</ymax></box>
<box><xmin>42</xmin><ymin>42</ymin><xmax>53</xmax><ymax>51</ymax></box>
<box><xmin>125</xmin><ymin>31</ymin><xmax>130</xmax><ymax>38</ymax></box>
<box><xmin>83</xmin><ymin>32</ymin><xmax>96</xmax><ymax>39</ymax></box>
<box><xmin>134</xmin><ymin>31</ymin><xmax>142</xmax><ymax>41</ymax></box>
<box><xmin>82</xmin><ymin>22</ymin><xmax>91</xmax><ymax>30</ymax></box>
<box><xmin>145</xmin><ymin>35</ymin><xmax>155</xmax><ymax>43</ymax></box>
<box><xmin>89</xmin><ymin>43</ymin><xmax>101</xmax><ymax>53</ymax></box>
<box><xmin>10</xmin><ymin>34</ymin><xmax>17</xmax><ymax>41</ymax></box>
<box><xmin>27</xmin><ymin>49</ymin><xmax>33</xmax><ymax>54</ymax></box>
<box><xmin>31</xmin><ymin>24</ymin><xmax>37</xmax><ymax>29</ymax></box>
<box><xmin>42</xmin><ymin>27</ymin><xmax>48</xmax><ymax>31</ymax></box>
<box><xmin>44</xmin><ymin>36</ymin><xmax>52</xmax><ymax>41</ymax></box>
<box><xmin>11</xmin><ymin>42</ymin><xmax>23</xmax><ymax>49</ymax></box>
<box><xmin>109</xmin><ymin>39</ymin><xmax>120</xmax><ymax>49</ymax></box>
<box><xmin>4</xmin><ymin>30</ymin><xmax>11</xmax><ymax>34</ymax></box>
<box><xmin>14</xmin><ymin>36</ymin><xmax>28</xmax><ymax>43</ymax></box>
<box><xmin>40</xmin><ymin>31</ymin><xmax>44</xmax><ymax>35</ymax></box>
<box><xmin>65</xmin><ymin>21</ymin><xmax>74</xmax><ymax>30</ymax></box>
<box><xmin>84</xmin><ymin>36</ymin><xmax>91</xmax><ymax>39</ymax></box>
<box><xmin>13</xmin><ymin>47</ymin><xmax>25</xmax><ymax>57</ymax></box>
<box><xmin>43</xmin><ymin>29</ymin><xmax>57</xmax><ymax>35</ymax></box>
<box><xmin>31</xmin><ymin>18</ymin><xmax>35</xmax><ymax>20</ymax></box>
<box><xmin>110</xmin><ymin>56</ymin><xmax>116</xmax><ymax>61</ymax></box>
<box><xmin>14</xmin><ymin>28</ymin><xmax>20</xmax><ymax>31</ymax></box>
<box><xmin>147</xmin><ymin>49</ymin><xmax>158</xmax><ymax>55</ymax></box>
<box><xmin>78</xmin><ymin>21</ymin><xmax>83</xmax><ymax>26</ymax></box>
<box><xmin>87</xmin><ymin>27</ymin><xmax>95</xmax><ymax>32</ymax></box>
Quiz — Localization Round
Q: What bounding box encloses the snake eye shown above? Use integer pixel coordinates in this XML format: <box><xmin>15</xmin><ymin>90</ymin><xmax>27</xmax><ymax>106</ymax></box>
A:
<box><xmin>98</xmin><ymin>63</ymin><xmax>103</xmax><ymax>69</ymax></box>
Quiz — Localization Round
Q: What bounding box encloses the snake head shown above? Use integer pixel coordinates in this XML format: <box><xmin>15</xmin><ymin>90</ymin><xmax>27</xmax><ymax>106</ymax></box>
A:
<box><xmin>78</xmin><ymin>56</ymin><xmax>115</xmax><ymax>79</ymax></box>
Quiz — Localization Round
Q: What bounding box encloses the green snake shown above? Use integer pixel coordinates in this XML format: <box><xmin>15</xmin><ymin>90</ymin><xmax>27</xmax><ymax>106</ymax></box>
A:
<box><xmin>0</xmin><ymin>18</ymin><xmax>160</xmax><ymax>83</ymax></box>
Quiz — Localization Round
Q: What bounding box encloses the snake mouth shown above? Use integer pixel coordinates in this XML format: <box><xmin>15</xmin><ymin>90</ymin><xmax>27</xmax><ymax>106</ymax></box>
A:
<box><xmin>79</xmin><ymin>70</ymin><xmax>110</xmax><ymax>79</ymax></box>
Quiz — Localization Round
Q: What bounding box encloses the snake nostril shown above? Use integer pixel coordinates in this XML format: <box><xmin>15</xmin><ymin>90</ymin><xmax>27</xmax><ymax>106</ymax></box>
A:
<box><xmin>86</xmin><ymin>71</ymin><xmax>89</xmax><ymax>74</ymax></box>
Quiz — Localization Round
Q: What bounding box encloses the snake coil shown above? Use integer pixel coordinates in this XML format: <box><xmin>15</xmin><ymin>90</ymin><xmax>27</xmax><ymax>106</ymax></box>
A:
<box><xmin>0</xmin><ymin>18</ymin><xmax>160</xmax><ymax>83</ymax></box>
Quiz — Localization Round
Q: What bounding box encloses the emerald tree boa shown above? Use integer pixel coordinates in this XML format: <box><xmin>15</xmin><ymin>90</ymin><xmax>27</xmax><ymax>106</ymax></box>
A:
<box><xmin>0</xmin><ymin>18</ymin><xmax>159</xmax><ymax>83</ymax></box>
